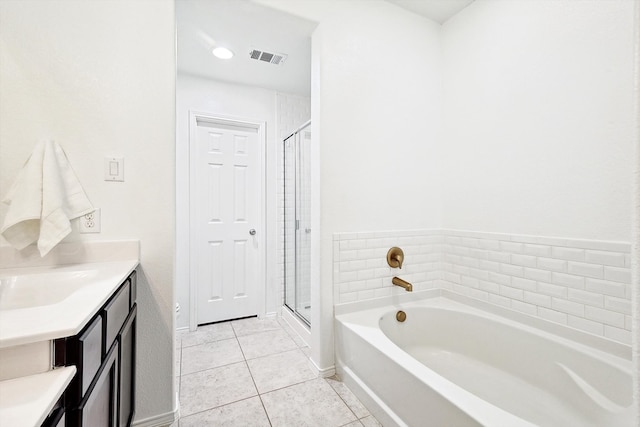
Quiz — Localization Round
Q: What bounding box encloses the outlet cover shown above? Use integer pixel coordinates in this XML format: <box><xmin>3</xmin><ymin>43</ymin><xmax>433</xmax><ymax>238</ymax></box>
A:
<box><xmin>79</xmin><ymin>209</ymin><xmax>101</xmax><ymax>233</ymax></box>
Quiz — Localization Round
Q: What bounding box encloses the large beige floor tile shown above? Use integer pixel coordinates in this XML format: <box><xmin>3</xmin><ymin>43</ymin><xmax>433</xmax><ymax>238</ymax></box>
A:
<box><xmin>181</xmin><ymin>338</ymin><xmax>244</xmax><ymax>375</ymax></box>
<box><xmin>231</xmin><ymin>316</ymin><xmax>282</xmax><ymax>337</ymax></box>
<box><xmin>247</xmin><ymin>349</ymin><xmax>317</xmax><ymax>393</ymax></box>
<box><xmin>180</xmin><ymin>396</ymin><xmax>270</xmax><ymax>427</ymax></box>
<box><xmin>326</xmin><ymin>377</ymin><xmax>370</xmax><ymax>418</ymax></box>
<box><xmin>237</xmin><ymin>329</ymin><xmax>297</xmax><ymax>359</ymax></box>
<box><xmin>180</xmin><ymin>322</ymin><xmax>235</xmax><ymax>347</ymax></box>
<box><xmin>261</xmin><ymin>378</ymin><xmax>357</xmax><ymax>427</ymax></box>
<box><xmin>179</xmin><ymin>362</ymin><xmax>257</xmax><ymax>416</ymax></box>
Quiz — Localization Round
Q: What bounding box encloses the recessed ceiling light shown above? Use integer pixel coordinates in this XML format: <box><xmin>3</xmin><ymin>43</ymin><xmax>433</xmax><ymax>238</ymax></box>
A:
<box><xmin>212</xmin><ymin>47</ymin><xmax>234</xmax><ymax>59</ymax></box>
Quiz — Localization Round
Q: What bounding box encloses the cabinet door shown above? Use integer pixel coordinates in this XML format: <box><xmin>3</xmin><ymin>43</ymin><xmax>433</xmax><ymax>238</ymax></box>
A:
<box><xmin>119</xmin><ymin>305</ymin><xmax>136</xmax><ymax>427</ymax></box>
<box><xmin>78</xmin><ymin>343</ymin><xmax>118</xmax><ymax>427</ymax></box>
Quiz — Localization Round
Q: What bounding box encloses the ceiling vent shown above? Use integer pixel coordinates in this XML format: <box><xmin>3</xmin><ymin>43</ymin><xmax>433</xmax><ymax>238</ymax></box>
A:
<box><xmin>249</xmin><ymin>49</ymin><xmax>287</xmax><ymax>65</ymax></box>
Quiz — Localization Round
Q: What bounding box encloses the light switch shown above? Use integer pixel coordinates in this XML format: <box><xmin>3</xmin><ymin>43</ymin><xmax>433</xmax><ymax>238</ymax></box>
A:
<box><xmin>104</xmin><ymin>157</ymin><xmax>124</xmax><ymax>182</ymax></box>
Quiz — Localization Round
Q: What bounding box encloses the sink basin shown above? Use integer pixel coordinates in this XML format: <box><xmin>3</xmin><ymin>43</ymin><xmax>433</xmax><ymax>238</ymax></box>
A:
<box><xmin>0</xmin><ymin>268</ymin><xmax>100</xmax><ymax>310</ymax></box>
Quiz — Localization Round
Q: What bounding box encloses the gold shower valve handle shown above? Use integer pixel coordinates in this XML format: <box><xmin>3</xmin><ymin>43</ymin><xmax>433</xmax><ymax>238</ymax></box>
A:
<box><xmin>386</xmin><ymin>247</ymin><xmax>404</xmax><ymax>269</ymax></box>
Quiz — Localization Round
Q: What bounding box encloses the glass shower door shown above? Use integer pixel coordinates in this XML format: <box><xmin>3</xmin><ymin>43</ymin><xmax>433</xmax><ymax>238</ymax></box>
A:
<box><xmin>283</xmin><ymin>122</ymin><xmax>311</xmax><ymax>325</ymax></box>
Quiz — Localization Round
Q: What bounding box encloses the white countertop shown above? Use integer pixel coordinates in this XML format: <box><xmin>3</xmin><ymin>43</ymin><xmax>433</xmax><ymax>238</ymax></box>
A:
<box><xmin>0</xmin><ymin>259</ymin><xmax>139</xmax><ymax>348</ymax></box>
<box><xmin>0</xmin><ymin>366</ymin><xmax>76</xmax><ymax>427</ymax></box>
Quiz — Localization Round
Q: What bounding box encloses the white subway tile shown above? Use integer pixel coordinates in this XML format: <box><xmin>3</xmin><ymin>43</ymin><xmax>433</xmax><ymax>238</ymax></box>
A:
<box><xmin>550</xmin><ymin>247</ymin><xmax>585</xmax><ymax>262</ymax></box>
<box><xmin>524</xmin><ymin>267</ymin><xmax>552</xmax><ymax>282</ymax></box>
<box><xmin>341</xmin><ymin>250</ymin><xmax>359</xmax><ymax>261</ymax></box>
<box><xmin>567</xmin><ymin>262</ymin><xmax>603</xmax><ymax>279</ymax></box>
<box><xmin>537</xmin><ymin>307</ymin><xmax>567</xmax><ymax>324</ymax></box>
<box><xmin>584</xmin><ymin>306</ymin><xmax>625</xmax><ymax>328</ymax></box>
<box><xmin>624</xmin><ymin>254</ymin><xmax>631</xmax><ymax>268</ymax></box>
<box><xmin>374</xmin><ymin>287</ymin><xmax>392</xmax><ymax>298</ymax></box>
<box><xmin>349</xmin><ymin>281</ymin><xmax>368</xmax><ymax>292</ymax></box>
<box><xmin>511</xmin><ymin>277</ymin><xmax>537</xmax><ymax>291</ymax></box>
<box><xmin>522</xmin><ymin>244</ymin><xmax>551</xmax><ymax>257</ymax></box>
<box><xmin>479</xmin><ymin>260</ymin><xmax>501</xmax><ymax>272</ymax></box>
<box><xmin>550</xmin><ymin>272</ymin><xmax>584</xmax><ymax>289</ymax></box>
<box><xmin>603</xmin><ymin>266</ymin><xmax>631</xmax><ymax>284</ymax></box>
<box><xmin>489</xmin><ymin>293</ymin><xmax>512</xmax><ymax>308</ymax></box>
<box><xmin>537</xmin><ymin>281</ymin><xmax>568</xmax><ymax>298</ymax></box>
<box><xmin>338</xmin><ymin>271</ymin><xmax>357</xmax><ymax>283</ymax></box>
<box><xmin>604</xmin><ymin>325</ymin><xmax>631</xmax><ymax>344</ymax></box>
<box><xmin>551</xmin><ymin>298</ymin><xmax>584</xmax><ymax>317</ymax></box>
<box><xmin>357</xmin><ymin>269</ymin><xmax>375</xmax><ymax>281</ymax></box>
<box><xmin>585</xmin><ymin>278</ymin><xmax>626</xmax><ymax>297</ymax></box>
<box><xmin>461</xmin><ymin>276</ymin><xmax>479</xmax><ymax>288</ymax></box>
<box><xmin>568</xmin><ymin>316</ymin><xmax>604</xmax><ymax>336</ymax></box>
<box><xmin>339</xmin><ymin>292</ymin><xmax>358</xmax><ymax>303</ymax></box>
<box><xmin>512</xmin><ymin>300</ymin><xmax>537</xmax><ymax>316</ymax></box>
<box><xmin>467</xmin><ymin>288</ymin><xmax>490</xmax><ymax>301</ymax></box>
<box><xmin>488</xmin><ymin>272</ymin><xmax>511</xmax><ymax>286</ymax></box>
<box><xmin>488</xmin><ymin>251</ymin><xmax>510</xmax><ymax>263</ymax></box>
<box><xmin>567</xmin><ymin>289</ymin><xmax>604</xmax><ymax>307</ymax></box>
<box><xmin>374</xmin><ymin>267</ymin><xmax>390</xmax><ymax>278</ymax></box>
<box><xmin>500</xmin><ymin>285</ymin><xmax>523</xmax><ymax>300</ymax></box>
<box><xmin>460</xmin><ymin>256</ymin><xmax>480</xmax><ymax>268</ymax></box>
<box><xmin>365</xmin><ymin>278</ymin><xmax>383</xmax><ymax>289</ymax></box>
<box><xmin>500</xmin><ymin>263</ymin><xmax>524</xmax><ymax>278</ymax></box>
<box><xmin>500</xmin><ymin>241</ymin><xmax>523</xmax><ymax>253</ymax></box>
<box><xmin>461</xmin><ymin>238</ymin><xmax>481</xmax><ymax>248</ymax></box>
<box><xmin>357</xmin><ymin>248</ymin><xmax>377</xmax><ymax>259</ymax></box>
<box><xmin>585</xmin><ymin>250</ymin><xmax>626</xmax><ymax>267</ymax></box>
<box><xmin>537</xmin><ymin>257</ymin><xmax>567</xmax><ymax>272</ymax></box>
<box><xmin>478</xmin><ymin>239</ymin><xmax>501</xmax><ymax>251</ymax></box>
<box><xmin>444</xmin><ymin>272</ymin><xmax>461</xmax><ymax>284</ymax></box>
<box><xmin>511</xmin><ymin>254</ymin><xmax>537</xmax><ymax>268</ymax></box>
<box><xmin>604</xmin><ymin>296</ymin><xmax>631</xmax><ymax>315</ymax></box>
<box><xmin>468</xmin><ymin>268</ymin><xmax>489</xmax><ymax>281</ymax></box>
<box><xmin>625</xmin><ymin>315</ymin><xmax>632</xmax><ymax>330</ymax></box>
<box><xmin>523</xmin><ymin>291</ymin><xmax>552</xmax><ymax>308</ymax></box>
<box><xmin>357</xmin><ymin>289</ymin><xmax>375</xmax><ymax>300</ymax></box>
<box><xmin>479</xmin><ymin>280</ymin><xmax>500</xmax><ymax>294</ymax></box>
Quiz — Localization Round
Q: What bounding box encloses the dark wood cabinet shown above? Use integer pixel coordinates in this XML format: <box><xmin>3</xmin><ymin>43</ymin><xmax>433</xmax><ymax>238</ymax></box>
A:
<box><xmin>55</xmin><ymin>270</ymin><xmax>137</xmax><ymax>427</ymax></box>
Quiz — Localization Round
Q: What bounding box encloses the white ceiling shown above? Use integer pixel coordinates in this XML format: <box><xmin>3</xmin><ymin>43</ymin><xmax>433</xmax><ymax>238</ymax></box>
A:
<box><xmin>176</xmin><ymin>0</ymin><xmax>316</xmax><ymax>96</ymax></box>
<box><xmin>176</xmin><ymin>0</ymin><xmax>475</xmax><ymax>96</ymax></box>
<box><xmin>386</xmin><ymin>0</ymin><xmax>475</xmax><ymax>24</ymax></box>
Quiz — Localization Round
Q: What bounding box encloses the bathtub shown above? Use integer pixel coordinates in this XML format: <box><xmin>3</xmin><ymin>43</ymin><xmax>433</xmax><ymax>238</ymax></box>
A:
<box><xmin>334</xmin><ymin>291</ymin><xmax>632</xmax><ymax>427</ymax></box>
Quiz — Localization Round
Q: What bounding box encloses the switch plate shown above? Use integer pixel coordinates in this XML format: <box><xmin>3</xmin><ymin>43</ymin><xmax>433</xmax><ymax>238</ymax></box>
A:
<box><xmin>104</xmin><ymin>157</ymin><xmax>124</xmax><ymax>182</ymax></box>
<box><xmin>79</xmin><ymin>209</ymin><xmax>101</xmax><ymax>233</ymax></box>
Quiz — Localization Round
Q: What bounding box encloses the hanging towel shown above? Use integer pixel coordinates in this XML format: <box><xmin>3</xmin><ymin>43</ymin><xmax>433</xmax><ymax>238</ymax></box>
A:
<box><xmin>1</xmin><ymin>140</ymin><xmax>94</xmax><ymax>256</ymax></box>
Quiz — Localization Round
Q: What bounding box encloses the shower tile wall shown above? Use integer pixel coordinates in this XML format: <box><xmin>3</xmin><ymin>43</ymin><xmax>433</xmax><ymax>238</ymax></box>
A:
<box><xmin>333</xmin><ymin>230</ymin><xmax>443</xmax><ymax>304</ymax></box>
<box><xmin>333</xmin><ymin>229</ymin><xmax>632</xmax><ymax>344</ymax></box>
<box><xmin>276</xmin><ymin>93</ymin><xmax>311</xmax><ymax>308</ymax></box>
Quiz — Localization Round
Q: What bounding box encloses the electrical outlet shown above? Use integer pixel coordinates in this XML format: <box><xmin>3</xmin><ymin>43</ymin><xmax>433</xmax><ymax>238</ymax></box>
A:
<box><xmin>79</xmin><ymin>209</ymin><xmax>101</xmax><ymax>233</ymax></box>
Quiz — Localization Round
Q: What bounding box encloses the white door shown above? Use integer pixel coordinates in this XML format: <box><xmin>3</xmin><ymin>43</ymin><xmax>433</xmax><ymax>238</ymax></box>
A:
<box><xmin>192</xmin><ymin>117</ymin><xmax>262</xmax><ymax>325</ymax></box>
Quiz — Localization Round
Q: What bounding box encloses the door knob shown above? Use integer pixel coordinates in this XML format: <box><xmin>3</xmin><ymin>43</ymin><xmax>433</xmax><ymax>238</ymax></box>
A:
<box><xmin>249</xmin><ymin>229</ymin><xmax>256</xmax><ymax>236</ymax></box>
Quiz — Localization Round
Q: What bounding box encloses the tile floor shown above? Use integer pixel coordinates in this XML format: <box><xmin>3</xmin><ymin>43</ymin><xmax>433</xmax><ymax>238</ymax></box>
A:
<box><xmin>174</xmin><ymin>316</ymin><xmax>381</xmax><ymax>427</ymax></box>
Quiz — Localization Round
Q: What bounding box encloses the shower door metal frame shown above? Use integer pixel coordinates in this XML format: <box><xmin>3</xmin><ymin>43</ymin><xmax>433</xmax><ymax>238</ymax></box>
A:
<box><xmin>283</xmin><ymin>120</ymin><xmax>312</xmax><ymax>327</ymax></box>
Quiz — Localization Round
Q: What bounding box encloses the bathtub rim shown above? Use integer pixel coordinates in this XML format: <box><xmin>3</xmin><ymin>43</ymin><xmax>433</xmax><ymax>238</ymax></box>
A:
<box><xmin>335</xmin><ymin>291</ymin><xmax>632</xmax><ymax>426</ymax></box>
<box><xmin>335</xmin><ymin>289</ymin><xmax>631</xmax><ymax>360</ymax></box>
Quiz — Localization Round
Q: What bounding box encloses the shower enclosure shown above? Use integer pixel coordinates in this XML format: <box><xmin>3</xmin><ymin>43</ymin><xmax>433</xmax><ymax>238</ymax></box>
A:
<box><xmin>283</xmin><ymin>121</ymin><xmax>312</xmax><ymax>325</ymax></box>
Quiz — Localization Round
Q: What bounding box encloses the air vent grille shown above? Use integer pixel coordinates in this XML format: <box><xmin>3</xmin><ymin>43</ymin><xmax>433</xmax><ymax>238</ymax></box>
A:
<box><xmin>249</xmin><ymin>49</ymin><xmax>287</xmax><ymax>65</ymax></box>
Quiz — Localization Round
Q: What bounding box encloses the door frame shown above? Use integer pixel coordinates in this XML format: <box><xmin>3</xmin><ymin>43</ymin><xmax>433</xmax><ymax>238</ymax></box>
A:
<box><xmin>188</xmin><ymin>111</ymin><xmax>267</xmax><ymax>331</ymax></box>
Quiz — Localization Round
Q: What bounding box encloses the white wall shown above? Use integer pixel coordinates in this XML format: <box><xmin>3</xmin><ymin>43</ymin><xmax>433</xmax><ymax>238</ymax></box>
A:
<box><xmin>0</xmin><ymin>0</ymin><xmax>176</xmax><ymax>422</ymax></box>
<box><xmin>442</xmin><ymin>0</ymin><xmax>636</xmax><ymax>241</ymax></box>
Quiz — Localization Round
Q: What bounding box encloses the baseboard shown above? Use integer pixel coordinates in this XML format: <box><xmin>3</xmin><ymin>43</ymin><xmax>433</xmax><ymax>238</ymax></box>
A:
<box><xmin>132</xmin><ymin>407</ymin><xmax>179</xmax><ymax>427</ymax></box>
<box><xmin>308</xmin><ymin>356</ymin><xmax>335</xmax><ymax>378</ymax></box>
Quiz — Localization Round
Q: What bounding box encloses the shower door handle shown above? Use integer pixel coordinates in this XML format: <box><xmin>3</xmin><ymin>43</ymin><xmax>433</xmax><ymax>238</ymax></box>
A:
<box><xmin>249</xmin><ymin>229</ymin><xmax>256</xmax><ymax>236</ymax></box>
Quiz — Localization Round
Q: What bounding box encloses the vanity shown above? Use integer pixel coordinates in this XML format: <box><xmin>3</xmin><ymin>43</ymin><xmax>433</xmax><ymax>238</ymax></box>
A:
<box><xmin>0</xmin><ymin>243</ymin><xmax>139</xmax><ymax>427</ymax></box>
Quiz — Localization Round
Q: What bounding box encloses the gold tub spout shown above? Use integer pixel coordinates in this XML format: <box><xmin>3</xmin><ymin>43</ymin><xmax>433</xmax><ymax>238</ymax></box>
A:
<box><xmin>392</xmin><ymin>277</ymin><xmax>413</xmax><ymax>292</ymax></box>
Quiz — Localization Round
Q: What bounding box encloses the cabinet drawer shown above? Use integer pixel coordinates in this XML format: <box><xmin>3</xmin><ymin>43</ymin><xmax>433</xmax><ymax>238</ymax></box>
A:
<box><xmin>79</xmin><ymin>315</ymin><xmax>103</xmax><ymax>396</ymax></box>
<box><xmin>103</xmin><ymin>281</ymin><xmax>130</xmax><ymax>353</ymax></box>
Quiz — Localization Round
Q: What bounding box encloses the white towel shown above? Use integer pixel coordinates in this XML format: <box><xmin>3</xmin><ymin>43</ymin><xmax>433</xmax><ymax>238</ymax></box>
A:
<box><xmin>1</xmin><ymin>140</ymin><xmax>94</xmax><ymax>256</ymax></box>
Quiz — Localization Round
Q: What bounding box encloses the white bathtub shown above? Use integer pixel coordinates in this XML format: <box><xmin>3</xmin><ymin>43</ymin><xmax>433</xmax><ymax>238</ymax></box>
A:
<box><xmin>334</xmin><ymin>291</ymin><xmax>632</xmax><ymax>427</ymax></box>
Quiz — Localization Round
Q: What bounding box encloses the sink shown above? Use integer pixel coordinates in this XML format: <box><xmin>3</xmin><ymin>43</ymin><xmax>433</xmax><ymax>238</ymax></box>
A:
<box><xmin>0</xmin><ymin>268</ymin><xmax>100</xmax><ymax>310</ymax></box>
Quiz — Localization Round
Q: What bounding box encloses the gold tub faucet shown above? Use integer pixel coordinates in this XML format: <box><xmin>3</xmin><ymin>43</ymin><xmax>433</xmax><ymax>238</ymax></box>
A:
<box><xmin>392</xmin><ymin>276</ymin><xmax>413</xmax><ymax>292</ymax></box>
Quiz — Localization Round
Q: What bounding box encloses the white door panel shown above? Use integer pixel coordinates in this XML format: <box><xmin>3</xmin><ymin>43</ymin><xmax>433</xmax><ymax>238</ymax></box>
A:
<box><xmin>193</xmin><ymin>119</ymin><xmax>261</xmax><ymax>324</ymax></box>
